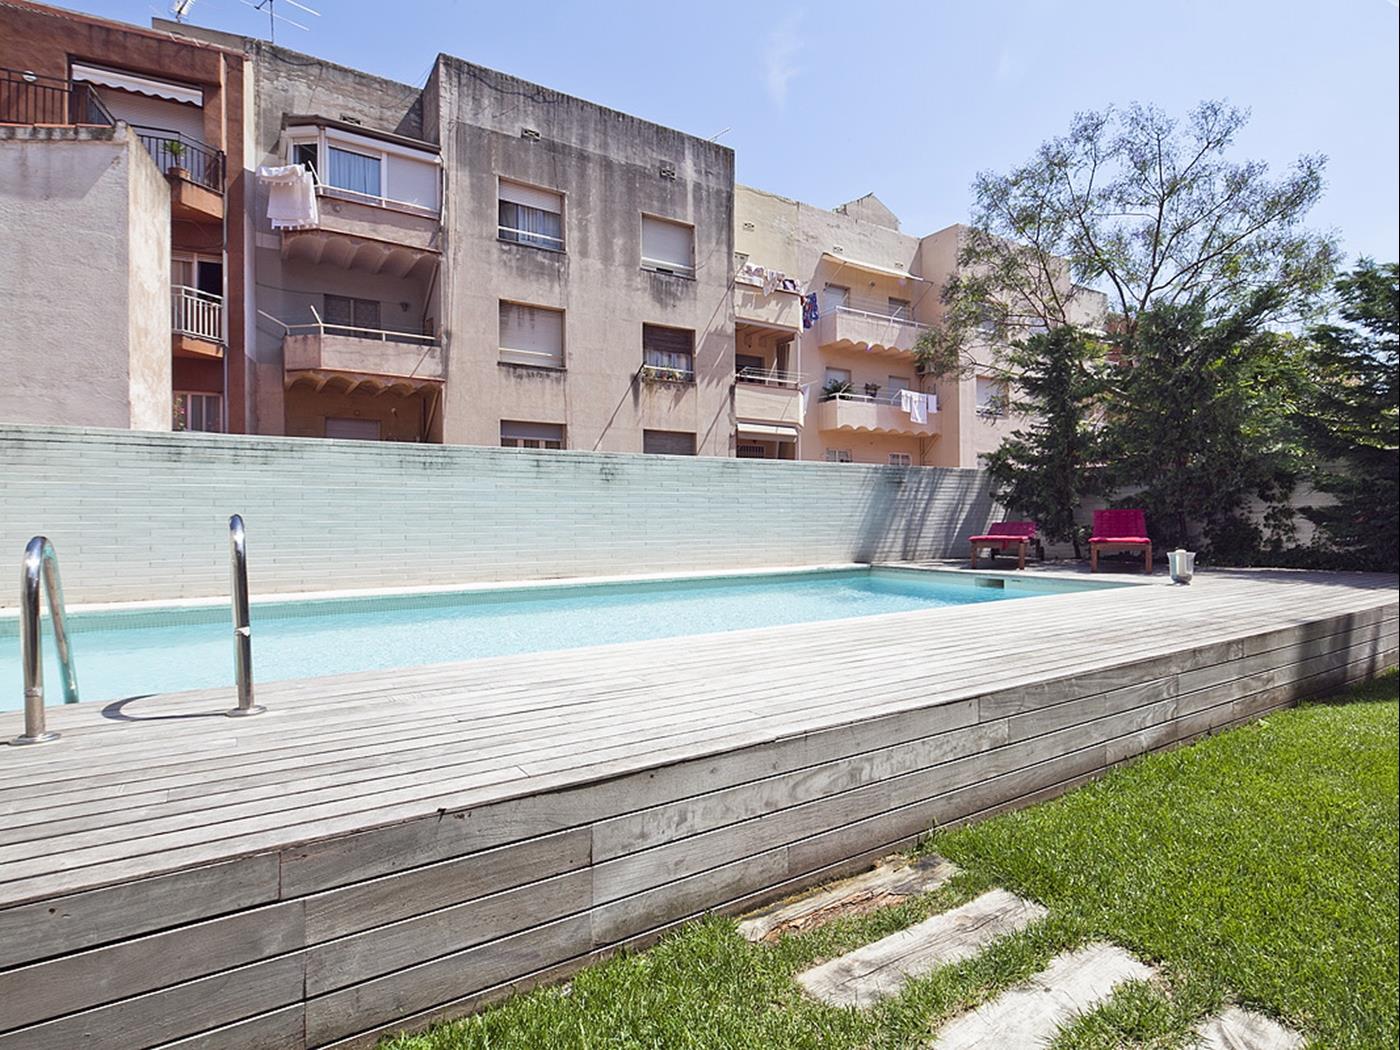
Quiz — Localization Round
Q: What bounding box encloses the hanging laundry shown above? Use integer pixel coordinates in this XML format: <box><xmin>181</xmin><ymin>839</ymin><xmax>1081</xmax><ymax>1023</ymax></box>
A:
<box><xmin>258</xmin><ymin>164</ymin><xmax>319</xmax><ymax>230</ymax></box>
<box><xmin>899</xmin><ymin>388</ymin><xmax>929</xmax><ymax>425</ymax></box>
<box><xmin>803</xmin><ymin>293</ymin><xmax>820</xmax><ymax>329</ymax></box>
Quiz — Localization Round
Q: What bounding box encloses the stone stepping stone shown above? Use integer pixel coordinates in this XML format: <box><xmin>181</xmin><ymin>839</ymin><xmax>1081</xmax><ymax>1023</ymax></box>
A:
<box><xmin>795</xmin><ymin>888</ymin><xmax>1047</xmax><ymax>1008</ymax></box>
<box><xmin>929</xmin><ymin>941</ymin><xmax>1155</xmax><ymax>1049</ymax></box>
<box><xmin>738</xmin><ymin>855</ymin><xmax>961</xmax><ymax>943</ymax></box>
<box><xmin>1190</xmin><ymin>1006</ymin><xmax>1305</xmax><ymax>1050</ymax></box>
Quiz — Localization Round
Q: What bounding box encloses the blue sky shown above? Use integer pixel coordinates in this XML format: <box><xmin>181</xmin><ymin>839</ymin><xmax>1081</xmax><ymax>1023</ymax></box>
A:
<box><xmin>76</xmin><ymin>0</ymin><xmax>1399</xmax><ymax>264</ymax></box>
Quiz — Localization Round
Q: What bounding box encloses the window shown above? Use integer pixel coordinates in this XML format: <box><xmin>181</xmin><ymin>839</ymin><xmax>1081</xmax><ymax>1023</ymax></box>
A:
<box><xmin>326</xmin><ymin>145</ymin><xmax>381</xmax><ymax>198</ymax></box>
<box><xmin>642</xmin><ymin>324</ymin><xmax>695</xmax><ymax>380</ymax></box>
<box><xmin>735</xmin><ymin>353</ymin><xmax>765</xmax><ymax>374</ymax></box>
<box><xmin>737</xmin><ymin>443</ymin><xmax>768</xmax><ymax>459</ymax></box>
<box><xmin>976</xmin><ymin>376</ymin><xmax>1009</xmax><ymax>417</ymax></box>
<box><xmin>293</xmin><ymin>142</ymin><xmax>319</xmax><ymax>176</ymax></box>
<box><xmin>643</xmin><ymin>430</ymin><xmax>696</xmax><ymax>455</ymax></box>
<box><xmin>822</xmin><ymin>284</ymin><xmax>850</xmax><ymax>313</ymax></box>
<box><xmin>977</xmin><ymin>305</ymin><xmax>999</xmax><ymax>335</ymax></box>
<box><xmin>172</xmin><ymin>392</ymin><xmax>222</xmax><ymax>433</ymax></box>
<box><xmin>887</xmin><ymin>375</ymin><xmax>911</xmax><ymax>395</ymax></box>
<box><xmin>501</xmin><ymin>420</ymin><xmax>564</xmax><ymax>449</ymax></box>
<box><xmin>324</xmin><ymin>295</ymin><xmax>381</xmax><ymax>334</ymax></box>
<box><xmin>499</xmin><ymin>302</ymin><xmax>564</xmax><ymax>368</ymax></box>
<box><xmin>888</xmin><ymin>452</ymin><xmax>913</xmax><ymax>467</ymax></box>
<box><xmin>824</xmin><ymin>448</ymin><xmax>853</xmax><ymax>463</ymax></box>
<box><xmin>641</xmin><ymin>215</ymin><xmax>695</xmax><ymax>277</ymax></box>
<box><xmin>888</xmin><ymin>297</ymin><xmax>912</xmax><ymax>321</ymax></box>
<box><xmin>499</xmin><ymin>180</ymin><xmax>563</xmax><ymax>251</ymax></box>
<box><xmin>324</xmin><ymin>417</ymin><xmax>382</xmax><ymax>440</ymax></box>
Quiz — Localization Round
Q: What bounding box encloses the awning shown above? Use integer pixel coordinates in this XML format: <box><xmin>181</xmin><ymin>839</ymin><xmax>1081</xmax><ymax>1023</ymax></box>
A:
<box><xmin>820</xmin><ymin>251</ymin><xmax>927</xmax><ymax>282</ymax></box>
<box><xmin>737</xmin><ymin>423</ymin><xmax>799</xmax><ymax>441</ymax></box>
<box><xmin>70</xmin><ymin>63</ymin><xmax>203</xmax><ymax>107</ymax></box>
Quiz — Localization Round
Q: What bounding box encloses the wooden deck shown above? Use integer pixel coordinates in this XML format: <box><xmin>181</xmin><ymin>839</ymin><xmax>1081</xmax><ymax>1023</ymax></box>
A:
<box><xmin>0</xmin><ymin>565</ymin><xmax>1395</xmax><ymax>1048</ymax></box>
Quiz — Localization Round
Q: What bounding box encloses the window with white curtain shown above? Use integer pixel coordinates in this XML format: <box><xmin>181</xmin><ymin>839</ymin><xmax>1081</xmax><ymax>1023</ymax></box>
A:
<box><xmin>824</xmin><ymin>448</ymin><xmax>853</xmax><ymax>463</ymax></box>
<box><xmin>642</xmin><ymin>324</ymin><xmax>694</xmax><ymax>379</ymax></box>
<box><xmin>501</xmin><ymin>421</ymin><xmax>565</xmax><ymax>449</ymax></box>
<box><xmin>888</xmin><ymin>452</ymin><xmax>913</xmax><ymax>467</ymax></box>
<box><xmin>326</xmin><ymin>146</ymin><xmax>382</xmax><ymax>199</ymax></box>
<box><xmin>499</xmin><ymin>180</ymin><xmax>563</xmax><ymax>251</ymax></box>
<box><xmin>641</xmin><ymin>215</ymin><xmax>695</xmax><ymax>277</ymax></box>
<box><xmin>499</xmin><ymin>302</ymin><xmax>564</xmax><ymax>368</ymax></box>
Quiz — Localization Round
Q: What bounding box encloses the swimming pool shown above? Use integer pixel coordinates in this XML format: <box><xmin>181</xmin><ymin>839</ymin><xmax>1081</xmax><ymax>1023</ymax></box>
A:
<box><xmin>0</xmin><ymin>567</ymin><xmax>1112</xmax><ymax>709</ymax></box>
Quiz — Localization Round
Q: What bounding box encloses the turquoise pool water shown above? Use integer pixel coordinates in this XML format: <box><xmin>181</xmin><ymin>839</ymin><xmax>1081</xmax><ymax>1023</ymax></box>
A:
<box><xmin>0</xmin><ymin>568</ymin><xmax>1101</xmax><ymax>709</ymax></box>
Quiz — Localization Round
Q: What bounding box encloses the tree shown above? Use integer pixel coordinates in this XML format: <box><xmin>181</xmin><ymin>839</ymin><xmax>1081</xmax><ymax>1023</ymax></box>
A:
<box><xmin>945</xmin><ymin>100</ymin><xmax>1338</xmax><ymax>346</ymax></box>
<box><xmin>1300</xmin><ymin>261</ymin><xmax>1399</xmax><ymax>572</ymax></box>
<box><xmin>983</xmin><ymin>328</ymin><xmax>1106</xmax><ymax>558</ymax></box>
<box><xmin>1102</xmin><ymin>288</ymin><xmax>1313</xmax><ymax>556</ymax></box>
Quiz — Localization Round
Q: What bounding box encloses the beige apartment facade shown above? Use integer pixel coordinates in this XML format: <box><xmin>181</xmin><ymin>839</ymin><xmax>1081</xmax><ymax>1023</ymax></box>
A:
<box><xmin>1</xmin><ymin>5</ymin><xmax>1102</xmax><ymax>468</ymax></box>
<box><xmin>732</xmin><ymin>186</ymin><xmax>1108</xmax><ymax>468</ymax></box>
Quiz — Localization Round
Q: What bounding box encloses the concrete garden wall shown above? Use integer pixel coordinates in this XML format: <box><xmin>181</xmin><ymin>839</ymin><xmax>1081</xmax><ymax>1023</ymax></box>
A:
<box><xmin>0</xmin><ymin>425</ymin><xmax>996</xmax><ymax>605</ymax></box>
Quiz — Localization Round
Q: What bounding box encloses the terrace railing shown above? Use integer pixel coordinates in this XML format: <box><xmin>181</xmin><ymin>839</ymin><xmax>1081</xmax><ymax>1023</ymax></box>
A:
<box><xmin>1</xmin><ymin>67</ymin><xmax>114</xmax><ymax>126</ymax></box>
<box><xmin>735</xmin><ymin>367</ymin><xmax>805</xmax><ymax>389</ymax></box>
<box><xmin>132</xmin><ymin>125</ymin><xmax>225</xmax><ymax>192</ymax></box>
<box><xmin>826</xmin><ymin>294</ymin><xmax>929</xmax><ymax>329</ymax></box>
<box><xmin>172</xmin><ymin>285</ymin><xmax>225</xmax><ymax>343</ymax></box>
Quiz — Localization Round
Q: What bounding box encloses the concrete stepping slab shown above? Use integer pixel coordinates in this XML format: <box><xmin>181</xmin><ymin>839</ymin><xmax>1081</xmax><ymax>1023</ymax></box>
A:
<box><xmin>929</xmin><ymin>941</ymin><xmax>1155</xmax><ymax>1049</ymax></box>
<box><xmin>796</xmin><ymin>887</ymin><xmax>1046</xmax><ymax>1008</ymax></box>
<box><xmin>1191</xmin><ymin>1006</ymin><xmax>1305</xmax><ymax>1050</ymax></box>
<box><xmin>738</xmin><ymin>854</ymin><xmax>961</xmax><ymax>943</ymax></box>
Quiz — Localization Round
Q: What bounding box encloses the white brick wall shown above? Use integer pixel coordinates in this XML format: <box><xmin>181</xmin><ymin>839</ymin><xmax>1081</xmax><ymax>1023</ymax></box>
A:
<box><xmin>0</xmin><ymin>426</ymin><xmax>996</xmax><ymax>605</ymax></box>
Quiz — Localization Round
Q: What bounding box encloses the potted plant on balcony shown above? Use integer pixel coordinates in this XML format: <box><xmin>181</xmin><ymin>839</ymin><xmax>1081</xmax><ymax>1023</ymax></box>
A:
<box><xmin>164</xmin><ymin>140</ymin><xmax>190</xmax><ymax>182</ymax></box>
<box><xmin>820</xmin><ymin>378</ymin><xmax>853</xmax><ymax>402</ymax></box>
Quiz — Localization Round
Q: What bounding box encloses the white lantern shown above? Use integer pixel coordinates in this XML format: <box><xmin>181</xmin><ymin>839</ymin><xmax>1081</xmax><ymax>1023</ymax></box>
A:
<box><xmin>1168</xmin><ymin>549</ymin><xmax>1196</xmax><ymax>584</ymax></box>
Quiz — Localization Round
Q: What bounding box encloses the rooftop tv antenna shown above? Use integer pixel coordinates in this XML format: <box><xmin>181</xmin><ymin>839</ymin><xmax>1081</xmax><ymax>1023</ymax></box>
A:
<box><xmin>169</xmin><ymin>0</ymin><xmax>197</xmax><ymax>21</ymax></box>
<box><xmin>240</xmin><ymin>0</ymin><xmax>320</xmax><ymax>43</ymax></box>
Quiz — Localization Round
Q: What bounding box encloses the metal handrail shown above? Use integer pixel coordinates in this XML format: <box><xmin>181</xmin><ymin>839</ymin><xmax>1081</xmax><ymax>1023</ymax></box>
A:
<box><xmin>171</xmin><ymin>284</ymin><xmax>225</xmax><ymax>343</ymax></box>
<box><xmin>735</xmin><ymin>367</ymin><xmax>805</xmax><ymax>388</ymax></box>
<box><xmin>130</xmin><ymin>124</ymin><xmax>225</xmax><ymax>192</ymax></box>
<box><xmin>11</xmin><ymin>537</ymin><xmax>79</xmax><ymax>746</ymax></box>
<box><xmin>227</xmin><ymin>515</ymin><xmax>264</xmax><ymax>717</ymax></box>
<box><xmin>0</xmin><ymin>68</ymin><xmax>114</xmax><ymax>127</ymax></box>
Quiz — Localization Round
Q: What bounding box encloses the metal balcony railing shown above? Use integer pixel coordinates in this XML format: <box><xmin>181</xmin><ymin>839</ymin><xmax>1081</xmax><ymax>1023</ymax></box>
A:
<box><xmin>824</xmin><ymin>294</ymin><xmax>929</xmax><ymax>328</ymax></box>
<box><xmin>1</xmin><ymin>67</ymin><xmax>113</xmax><ymax>126</ymax></box>
<box><xmin>132</xmin><ymin>125</ymin><xmax>225</xmax><ymax>192</ymax></box>
<box><xmin>735</xmin><ymin>367</ymin><xmax>805</xmax><ymax>389</ymax></box>
<box><xmin>172</xmin><ymin>285</ymin><xmax>224</xmax><ymax>343</ymax></box>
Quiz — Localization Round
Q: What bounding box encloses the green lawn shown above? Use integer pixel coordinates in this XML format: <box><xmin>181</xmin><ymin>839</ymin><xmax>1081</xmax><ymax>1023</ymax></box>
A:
<box><xmin>384</xmin><ymin>672</ymin><xmax>1399</xmax><ymax>1050</ymax></box>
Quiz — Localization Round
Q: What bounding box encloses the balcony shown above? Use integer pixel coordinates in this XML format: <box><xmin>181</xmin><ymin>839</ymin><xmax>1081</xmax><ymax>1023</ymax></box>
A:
<box><xmin>734</xmin><ymin>369</ymin><xmax>804</xmax><ymax>428</ymax></box>
<box><xmin>816</xmin><ymin>390</ymin><xmax>940</xmax><ymax>438</ymax></box>
<box><xmin>1</xmin><ymin>67</ymin><xmax>113</xmax><ymax>126</ymax></box>
<box><xmin>734</xmin><ymin>284</ymin><xmax>802</xmax><ymax>331</ymax></box>
<box><xmin>274</xmin><ymin>315</ymin><xmax>444</xmax><ymax>394</ymax></box>
<box><xmin>278</xmin><ymin>186</ymin><xmax>441</xmax><ymax>281</ymax></box>
<box><xmin>814</xmin><ymin>298</ymin><xmax>928</xmax><ymax>356</ymax></box>
<box><xmin>133</xmin><ymin>126</ymin><xmax>225</xmax><ymax>221</ymax></box>
<box><xmin>171</xmin><ymin>286</ymin><xmax>223</xmax><ymax>359</ymax></box>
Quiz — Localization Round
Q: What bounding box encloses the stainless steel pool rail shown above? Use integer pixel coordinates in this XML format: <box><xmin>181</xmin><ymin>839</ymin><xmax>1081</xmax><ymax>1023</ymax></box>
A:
<box><xmin>11</xmin><ymin>537</ymin><xmax>79</xmax><ymax>746</ymax></box>
<box><xmin>227</xmin><ymin>515</ymin><xmax>264</xmax><ymax>717</ymax></box>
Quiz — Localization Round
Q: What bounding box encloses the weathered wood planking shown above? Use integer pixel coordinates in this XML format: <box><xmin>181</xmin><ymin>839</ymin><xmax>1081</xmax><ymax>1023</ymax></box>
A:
<box><xmin>0</xmin><ymin>568</ymin><xmax>1394</xmax><ymax>1048</ymax></box>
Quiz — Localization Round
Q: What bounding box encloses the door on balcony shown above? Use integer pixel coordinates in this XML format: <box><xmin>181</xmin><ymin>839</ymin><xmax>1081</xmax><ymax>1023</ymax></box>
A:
<box><xmin>172</xmin><ymin>255</ymin><xmax>222</xmax><ymax>296</ymax></box>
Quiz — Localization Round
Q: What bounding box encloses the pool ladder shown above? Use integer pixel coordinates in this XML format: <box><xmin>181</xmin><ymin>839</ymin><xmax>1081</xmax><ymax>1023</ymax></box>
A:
<box><xmin>9</xmin><ymin>516</ymin><xmax>263</xmax><ymax>746</ymax></box>
<box><xmin>11</xmin><ymin>537</ymin><xmax>79</xmax><ymax>745</ymax></box>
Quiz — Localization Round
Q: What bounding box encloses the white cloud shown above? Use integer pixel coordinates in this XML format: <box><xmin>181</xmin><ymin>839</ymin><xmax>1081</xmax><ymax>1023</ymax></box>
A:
<box><xmin>764</xmin><ymin>17</ymin><xmax>802</xmax><ymax>109</ymax></box>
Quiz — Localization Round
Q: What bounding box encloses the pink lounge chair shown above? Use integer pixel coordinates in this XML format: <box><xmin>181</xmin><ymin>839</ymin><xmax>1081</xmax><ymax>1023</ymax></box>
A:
<box><xmin>1090</xmin><ymin>508</ymin><xmax>1152</xmax><ymax>574</ymax></box>
<box><xmin>969</xmin><ymin>521</ymin><xmax>1037</xmax><ymax>570</ymax></box>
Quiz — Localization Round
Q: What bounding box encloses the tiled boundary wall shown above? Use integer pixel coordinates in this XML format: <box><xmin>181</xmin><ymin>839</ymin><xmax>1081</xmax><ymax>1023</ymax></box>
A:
<box><xmin>0</xmin><ymin>425</ymin><xmax>996</xmax><ymax>605</ymax></box>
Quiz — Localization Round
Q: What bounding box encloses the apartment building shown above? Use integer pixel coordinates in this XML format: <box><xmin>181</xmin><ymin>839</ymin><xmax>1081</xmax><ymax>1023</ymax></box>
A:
<box><xmin>0</xmin><ymin>0</ymin><xmax>250</xmax><ymax>432</ymax></box>
<box><xmin>0</xmin><ymin>1</ymin><xmax>1101</xmax><ymax>467</ymax></box>
<box><xmin>731</xmin><ymin>186</ymin><xmax>1107</xmax><ymax>467</ymax></box>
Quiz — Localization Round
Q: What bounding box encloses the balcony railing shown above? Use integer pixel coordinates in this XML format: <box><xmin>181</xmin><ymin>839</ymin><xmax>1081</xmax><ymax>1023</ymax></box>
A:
<box><xmin>736</xmin><ymin>367</ymin><xmax>804</xmax><ymax>388</ymax></box>
<box><xmin>821</xmin><ymin>388</ymin><xmax>939</xmax><ymax>411</ymax></box>
<box><xmin>1</xmin><ymin>67</ymin><xmax>113</xmax><ymax>126</ymax></box>
<box><xmin>172</xmin><ymin>285</ymin><xmax>224</xmax><ymax>343</ymax></box>
<box><xmin>132</xmin><ymin>126</ymin><xmax>225</xmax><ymax>192</ymax></box>
<box><xmin>824</xmin><ymin>294</ymin><xmax>927</xmax><ymax>327</ymax></box>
